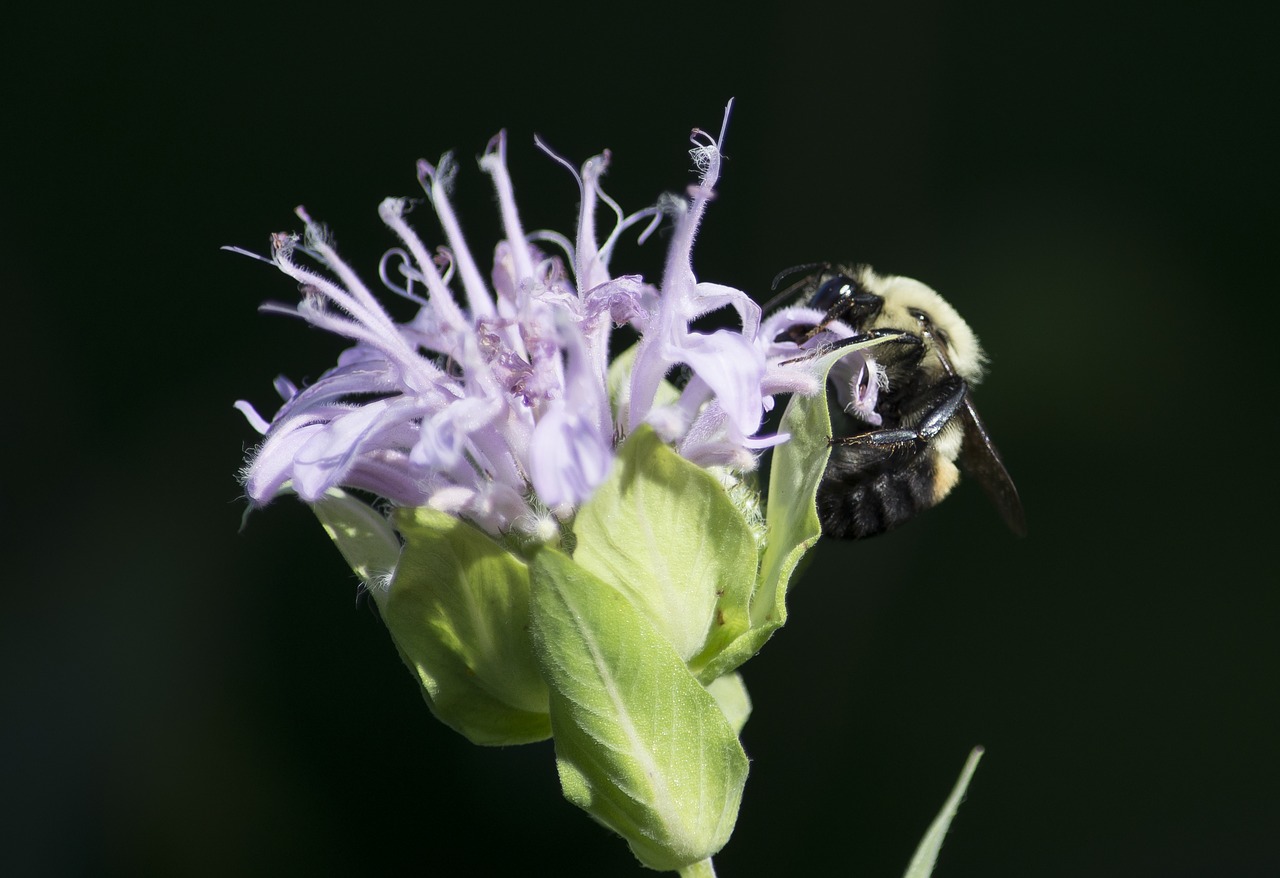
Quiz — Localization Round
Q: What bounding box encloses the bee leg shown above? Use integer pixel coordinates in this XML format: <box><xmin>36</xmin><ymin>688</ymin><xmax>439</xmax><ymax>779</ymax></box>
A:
<box><xmin>830</xmin><ymin>375</ymin><xmax>968</xmax><ymax>454</ymax></box>
<box><xmin>788</xmin><ymin>327</ymin><xmax>922</xmax><ymax>353</ymax></box>
<box><xmin>915</xmin><ymin>375</ymin><xmax>969</xmax><ymax>439</ymax></box>
<box><xmin>855</xmin><ymin>330</ymin><xmax>923</xmax><ymax>369</ymax></box>
<box><xmin>835</xmin><ymin>328</ymin><xmax>920</xmax><ymax>349</ymax></box>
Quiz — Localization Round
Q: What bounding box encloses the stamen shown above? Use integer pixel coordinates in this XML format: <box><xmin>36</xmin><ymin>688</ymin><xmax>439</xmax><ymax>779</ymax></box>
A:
<box><xmin>378</xmin><ymin>198</ymin><xmax>468</xmax><ymax>335</ymax></box>
<box><xmin>377</xmin><ymin>248</ymin><xmax>430</xmax><ymax>305</ymax></box>
<box><xmin>221</xmin><ymin>244</ymin><xmax>275</xmax><ymax>265</ymax></box>
<box><xmin>598</xmin><ymin>205</ymin><xmax>662</xmax><ymax>265</ymax></box>
<box><xmin>534</xmin><ymin>135</ymin><xmax>583</xmax><ymax>187</ymax></box>
<box><xmin>527</xmin><ymin>230</ymin><xmax>575</xmax><ymax>266</ymax></box>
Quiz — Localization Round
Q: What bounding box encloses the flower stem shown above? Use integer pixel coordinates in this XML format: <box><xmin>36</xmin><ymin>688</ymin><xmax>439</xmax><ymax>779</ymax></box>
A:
<box><xmin>678</xmin><ymin>858</ymin><xmax>717</xmax><ymax>878</ymax></box>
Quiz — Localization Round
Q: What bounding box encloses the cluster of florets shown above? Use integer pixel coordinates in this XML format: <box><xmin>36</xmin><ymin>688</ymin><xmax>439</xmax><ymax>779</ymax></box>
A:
<box><xmin>235</xmin><ymin>118</ymin><xmax>863</xmax><ymax>538</ymax></box>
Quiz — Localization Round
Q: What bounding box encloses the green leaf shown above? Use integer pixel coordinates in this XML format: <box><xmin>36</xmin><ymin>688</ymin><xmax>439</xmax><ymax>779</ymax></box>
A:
<box><xmin>530</xmin><ymin>547</ymin><xmax>749</xmax><ymax>872</ymax></box>
<box><xmin>572</xmin><ymin>426</ymin><xmax>756</xmax><ymax>679</ymax></box>
<box><xmin>903</xmin><ymin>747</ymin><xmax>984</xmax><ymax>878</ymax></box>
<box><xmin>704</xmin><ymin>673</ymin><xmax>751</xmax><ymax>736</ymax></box>
<box><xmin>382</xmin><ymin>507</ymin><xmax>551</xmax><ymax>746</ymax></box>
<box><xmin>700</xmin><ymin>339</ymin><xmax>888</xmax><ymax>680</ymax></box>
<box><xmin>311</xmin><ymin>488</ymin><xmax>401</xmax><ymax>598</ymax></box>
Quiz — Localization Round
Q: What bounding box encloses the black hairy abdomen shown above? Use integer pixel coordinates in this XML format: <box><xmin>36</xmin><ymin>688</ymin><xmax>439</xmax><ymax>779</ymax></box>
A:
<box><xmin>816</xmin><ymin>452</ymin><xmax>939</xmax><ymax>539</ymax></box>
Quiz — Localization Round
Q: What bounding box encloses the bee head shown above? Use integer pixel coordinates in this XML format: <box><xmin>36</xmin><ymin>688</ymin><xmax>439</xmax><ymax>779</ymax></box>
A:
<box><xmin>808</xmin><ymin>271</ymin><xmax>884</xmax><ymax>325</ymax></box>
<box><xmin>857</xmin><ymin>268</ymin><xmax>987</xmax><ymax>384</ymax></box>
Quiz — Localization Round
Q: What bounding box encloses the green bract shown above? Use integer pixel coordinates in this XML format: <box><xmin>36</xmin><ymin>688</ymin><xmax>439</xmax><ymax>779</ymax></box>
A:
<box><xmin>311</xmin><ymin>341</ymin><xmax>890</xmax><ymax>870</ymax></box>
<box><xmin>385</xmin><ymin>507</ymin><xmax>552</xmax><ymax>745</ymax></box>
<box><xmin>312</xmin><ymin>487</ymin><xmax>401</xmax><ymax>585</ymax></box>
<box><xmin>700</xmin><ymin>338</ymin><xmax>887</xmax><ymax>681</ymax></box>
<box><xmin>314</xmin><ymin>490</ymin><xmax>551</xmax><ymax>745</ymax></box>
<box><xmin>530</xmin><ymin>547</ymin><xmax>748</xmax><ymax>872</ymax></box>
<box><xmin>572</xmin><ymin>427</ymin><xmax>756</xmax><ymax>675</ymax></box>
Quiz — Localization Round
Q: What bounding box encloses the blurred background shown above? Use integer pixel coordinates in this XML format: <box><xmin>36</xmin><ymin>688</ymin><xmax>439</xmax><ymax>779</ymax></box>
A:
<box><xmin>3</xmin><ymin>2</ymin><xmax>1275</xmax><ymax>875</ymax></box>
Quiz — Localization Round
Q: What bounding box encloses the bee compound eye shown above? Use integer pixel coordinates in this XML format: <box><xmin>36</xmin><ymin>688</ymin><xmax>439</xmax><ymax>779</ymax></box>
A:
<box><xmin>908</xmin><ymin>308</ymin><xmax>933</xmax><ymax>327</ymax></box>
<box><xmin>811</xmin><ymin>275</ymin><xmax>854</xmax><ymax>311</ymax></box>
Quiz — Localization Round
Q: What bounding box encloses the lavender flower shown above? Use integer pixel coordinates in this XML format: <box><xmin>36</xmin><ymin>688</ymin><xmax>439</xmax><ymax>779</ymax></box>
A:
<box><xmin>232</xmin><ymin>109</ymin><xmax>986</xmax><ymax>876</ymax></box>
<box><xmin>235</xmin><ymin>108</ymin><xmax>827</xmax><ymax>540</ymax></box>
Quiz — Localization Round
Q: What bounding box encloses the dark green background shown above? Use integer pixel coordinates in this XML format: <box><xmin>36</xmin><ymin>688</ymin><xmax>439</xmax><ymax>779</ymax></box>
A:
<box><xmin>3</xmin><ymin>2</ymin><xmax>1275</xmax><ymax>875</ymax></box>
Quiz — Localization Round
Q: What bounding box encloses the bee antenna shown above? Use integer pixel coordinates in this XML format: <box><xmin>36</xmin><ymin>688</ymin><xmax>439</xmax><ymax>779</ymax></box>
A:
<box><xmin>770</xmin><ymin>261</ymin><xmax>831</xmax><ymax>291</ymax></box>
<box><xmin>761</xmin><ymin>262</ymin><xmax>833</xmax><ymax>312</ymax></box>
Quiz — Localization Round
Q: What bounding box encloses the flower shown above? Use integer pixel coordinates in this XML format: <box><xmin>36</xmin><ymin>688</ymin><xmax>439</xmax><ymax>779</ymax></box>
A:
<box><xmin>231</xmin><ymin>106</ymin><xmax>940</xmax><ymax>874</ymax></box>
<box><xmin>234</xmin><ymin>105</ymin><xmax>833</xmax><ymax>540</ymax></box>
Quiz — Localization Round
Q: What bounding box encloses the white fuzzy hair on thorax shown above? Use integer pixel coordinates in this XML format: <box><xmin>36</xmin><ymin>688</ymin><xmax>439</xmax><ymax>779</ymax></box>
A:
<box><xmin>857</xmin><ymin>267</ymin><xmax>987</xmax><ymax>384</ymax></box>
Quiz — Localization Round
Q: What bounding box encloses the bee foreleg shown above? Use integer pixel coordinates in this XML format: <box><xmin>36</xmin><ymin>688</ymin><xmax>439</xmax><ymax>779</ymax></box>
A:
<box><xmin>915</xmin><ymin>376</ymin><xmax>968</xmax><ymax>440</ymax></box>
<box><xmin>829</xmin><ymin>375</ymin><xmax>967</xmax><ymax>455</ymax></box>
<box><xmin>830</xmin><ymin>428</ymin><xmax>921</xmax><ymax>451</ymax></box>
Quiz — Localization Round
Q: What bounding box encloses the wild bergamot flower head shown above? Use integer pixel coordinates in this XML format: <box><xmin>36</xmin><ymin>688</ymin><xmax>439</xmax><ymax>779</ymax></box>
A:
<box><xmin>232</xmin><ymin>106</ymin><xmax>907</xmax><ymax>874</ymax></box>
<box><xmin>235</xmin><ymin>109</ymin><xmax>826</xmax><ymax>541</ymax></box>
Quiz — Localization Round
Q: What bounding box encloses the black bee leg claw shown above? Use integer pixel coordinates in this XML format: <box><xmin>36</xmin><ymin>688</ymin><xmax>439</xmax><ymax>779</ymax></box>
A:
<box><xmin>828</xmin><ymin>375</ymin><xmax>968</xmax><ymax>456</ymax></box>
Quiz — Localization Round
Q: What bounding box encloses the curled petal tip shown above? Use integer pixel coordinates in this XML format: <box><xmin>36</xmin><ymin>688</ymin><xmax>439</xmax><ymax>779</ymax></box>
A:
<box><xmin>483</xmin><ymin>130</ymin><xmax>507</xmax><ymax>160</ymax></box>
<box><xmin>416</xmin><ymin>158</ymin><xmax>436</xmax><ymax>185</ymax></box>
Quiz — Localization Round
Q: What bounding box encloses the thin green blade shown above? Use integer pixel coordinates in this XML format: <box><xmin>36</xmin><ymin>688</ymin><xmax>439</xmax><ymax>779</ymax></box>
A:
<box><xmin>903</xmin><ymin>747</ymin><xmax>985</xmax><ymax>878</ymax></box>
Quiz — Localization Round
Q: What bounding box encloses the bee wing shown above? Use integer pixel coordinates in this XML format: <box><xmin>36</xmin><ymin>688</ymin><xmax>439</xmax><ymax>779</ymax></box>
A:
<box><xmin>931</xmin><ymin>338</ymin><xmax>1027</xmax><ymax>537</ymax></box>
<box><xmin>958</xmin><ymin>398</ymin><xmax>1027</xmax><ymax>537</ymax></box>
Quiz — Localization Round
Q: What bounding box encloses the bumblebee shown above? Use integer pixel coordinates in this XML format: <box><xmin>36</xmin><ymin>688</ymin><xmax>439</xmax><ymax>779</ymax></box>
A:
<box><xmin>774</xmin><ymin>264</ymin><xmax>1026</xmax><ymax>540</ymax></box>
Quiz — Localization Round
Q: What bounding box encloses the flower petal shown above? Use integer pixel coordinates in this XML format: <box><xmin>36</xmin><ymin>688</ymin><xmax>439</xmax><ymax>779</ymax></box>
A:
<box><xmin>528</xmin><ymin>403</ymin><xmax>613</xmax><ymax>509</ymax></box>
<box><xmin>677</xmin><ymin>331</ymin><xmax>767</xmax><ymax>438</ymax></box>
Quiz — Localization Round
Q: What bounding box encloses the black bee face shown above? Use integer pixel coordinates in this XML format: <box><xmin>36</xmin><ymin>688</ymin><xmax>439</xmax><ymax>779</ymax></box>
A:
<box><xmin>771</xmin><ymin>263</ymin><xmax>1025</xmax><ymax>540</ymax></box>
<box><xmin>771</xmin><ymin>269</ymin><xmax>884</xmax><ymax>348</ymax></box>
<box><xmin>809</xmin><ymin>273</ymin><xmax>884</xmax><ymax>325</ymax></box>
